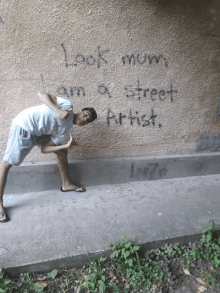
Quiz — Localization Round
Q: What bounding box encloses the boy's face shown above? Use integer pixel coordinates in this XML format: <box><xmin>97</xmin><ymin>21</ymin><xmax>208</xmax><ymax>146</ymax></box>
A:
<box><xmin>76</xmin><ymin>110</ymin><xmax>92</xmax><ymax>126</ymax></box>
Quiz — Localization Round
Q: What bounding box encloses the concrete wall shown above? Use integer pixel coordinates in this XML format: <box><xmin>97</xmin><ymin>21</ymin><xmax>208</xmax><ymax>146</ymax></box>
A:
<box><xmin>0</xmin><ymin>0</ymin><xmax>220</xmax><ymax>163</ymax></box>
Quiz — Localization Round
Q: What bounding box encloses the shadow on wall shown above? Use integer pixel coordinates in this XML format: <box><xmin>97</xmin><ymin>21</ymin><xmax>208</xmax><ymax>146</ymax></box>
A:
<box><xmin>156</xmin><ymin>0</ymin><xmax>217</xmax><ymax>9</ymax></box>
<box><xmin>152</xmin><ymin>0</ymin><xmax>220</xmax><ymax>39</ymax></box>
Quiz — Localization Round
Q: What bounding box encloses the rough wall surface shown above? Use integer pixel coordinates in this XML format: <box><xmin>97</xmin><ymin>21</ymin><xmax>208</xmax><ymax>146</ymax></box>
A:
<box><xmin>0</xmin><ymin>0</ymin><xmax>220</xmax><ymax>163</ymax></box>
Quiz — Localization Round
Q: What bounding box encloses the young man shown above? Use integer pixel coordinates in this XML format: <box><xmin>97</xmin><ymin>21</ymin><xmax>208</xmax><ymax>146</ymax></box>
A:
<box><xmin>0</xmin><ymin>92</ymin><xmax>97</xmax><ymax>222</ymax></box>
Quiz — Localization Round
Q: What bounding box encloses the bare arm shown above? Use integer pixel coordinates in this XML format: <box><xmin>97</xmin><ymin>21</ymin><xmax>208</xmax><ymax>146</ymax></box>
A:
<box><xmin>37</xmin><ymin>92</ymin><xmax>72</xmax><ymax>120</ymax></box>
<box><xmin>41</xmin><ymin>135</ymin><xmax>78</xmax><ymax>154</ymax></box>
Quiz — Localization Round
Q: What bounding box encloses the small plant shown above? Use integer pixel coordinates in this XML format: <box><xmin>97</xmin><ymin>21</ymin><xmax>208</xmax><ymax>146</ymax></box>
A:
<box><xmin>60</xmin><ymin>278</ymin><xmax>74</xmax><ymax>292</ymax></box>
<box><xmin>200</xmin><ymin>269</ymin><xmax>217</xmax><ymax>288</ymax></box>
<box><xmin>47</xmin><ymin>269</ymin><xmax>58</xmax><ymax>279</ymax></box>
<box><xmin>20</xmin><ymin>272</ymin><xmax>32</xmax><ymax>287</ymax></box>
<box><xmin>0</xmin><ymin>270</ymin><xmax>12</xmax><ymax>293</ymax></box>
<box><xmin>32</xmin><ymin>283</ymin><xmax>45</xmax><ymax>293</ymax></box>
<box><xmin>108</xmin><ymin>235</ymin><xmax>164</xmax><ymax>291</ymax></box>
<box><xmin>77</xmin><ymin>257</ymin><xmax>108</xmax><ymax>292</ymax></box>
<box><xmin>183</xmin><ymin>221</ymin><xmax>220</xmax><ymax>271</ymax></box>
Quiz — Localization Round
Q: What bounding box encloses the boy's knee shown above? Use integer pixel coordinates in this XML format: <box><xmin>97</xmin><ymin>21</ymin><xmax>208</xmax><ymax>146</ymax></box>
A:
<box><xmin>1</xmin><ymin>160</ymin><xmax>12</xmax><ymax>170</ymax></box>
<box><xmin>55</xmin><ymin>149</ymin><xmax>68</xmax><ymax>156</ymax></box>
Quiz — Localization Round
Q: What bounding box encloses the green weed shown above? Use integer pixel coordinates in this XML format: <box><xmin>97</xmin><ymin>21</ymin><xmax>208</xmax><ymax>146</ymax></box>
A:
<box><xmin>20</xmin><ymin>272</ymin><xmax>32</xmax><ymax>287</ymax></box>
<box><xmin>108</xmin><ymin>235</ymin><xmax>164</xmax><ymax>291</ymax></box>
<box><xmin>32</xmin><ymin>282</ymin><xmax>45</xmax><ymax>293</ymax></box>
<box><xmin>78</xmin><ymin>257</ymin><xmax>107</xmax><ymax>292</ymax></box>
<box><xmin>0</xmin><ymin>271</ymin><xmax>12</xmax><ymax>293</ymax></box>
<box><xmin>184</xmin><ymin>221</ymin><xmax>220</xmax><ymax>268</ymax></box>
<box><xmin>47</xmin><ymin>269</ymin><xmax>58</xmax><ymax>279</ymax></box>
<box><xmin>60</xmin><ymin>278</ymin><xmax>74</xmax><ymax>292</ymax></box>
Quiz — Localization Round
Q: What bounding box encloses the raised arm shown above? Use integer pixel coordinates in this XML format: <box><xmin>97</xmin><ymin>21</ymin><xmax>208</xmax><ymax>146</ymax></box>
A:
<box><xmin>37</xmin><ymin>92</ymin><xmax>72</xmax><ymax>120</ymax></box>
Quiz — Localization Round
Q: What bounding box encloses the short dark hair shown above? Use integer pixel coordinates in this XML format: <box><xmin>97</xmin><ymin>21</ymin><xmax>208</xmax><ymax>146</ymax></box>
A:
<box><xmin>82</xmin><ymin>107</ymin><xmax>97</xmax><ymax>122</ymax></box>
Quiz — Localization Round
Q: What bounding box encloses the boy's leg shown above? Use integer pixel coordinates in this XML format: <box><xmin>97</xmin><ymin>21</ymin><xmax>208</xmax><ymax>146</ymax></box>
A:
<box><xmin>1</xmin><ymin>124</ymin><xmax>35</xmax><ymax>222</ymax></box>
<box><xmin>55</xmin><ymin>149</ymin><xmax>85</xmax><ymax>192</ymax></box>
<box><xmin>0</xmin><ymin>160</ymin><xmax>12</xmax><ymax>222</ymax></box>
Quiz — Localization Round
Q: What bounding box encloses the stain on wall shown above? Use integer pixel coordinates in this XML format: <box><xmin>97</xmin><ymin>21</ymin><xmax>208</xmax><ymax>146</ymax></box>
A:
<box><xmin>196</xmin><ymin>134</ymin><xmax>220</xmax><ymax>152</ymax></box>
<box><xmin>216</xmin><ymin>97</ymin><xmax>220</xmax><ymax>118</ymax></box>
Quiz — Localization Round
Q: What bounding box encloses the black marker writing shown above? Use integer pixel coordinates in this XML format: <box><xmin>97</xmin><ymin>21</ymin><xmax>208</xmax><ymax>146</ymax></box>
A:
<box><xmin>122</xmin><ymin>54</ymin><xmax>168</xmax><ymax>67</ymax></box>
<box><xmin>61</xmin><ymin>44</ymin><xmax>109</xmax><ymax>68</ymax></box>
<box><xmin>98</xmin><ymin>85</ymin><xmax>111</xmax><ymax>98</ymax></box>
<box><xmin>56</xmin><ymin>85</ymin><xmax>85</xmax><ymax>98</ymax></box>
<box><xmin>107</xmin><ymin>108</ymin><xmax>160</xmax><ymax>128</ymax></box>
<box><xmin>124</xmin><ymin>81</ymin><xmax>177</xmax><ymax>102</ymax></box>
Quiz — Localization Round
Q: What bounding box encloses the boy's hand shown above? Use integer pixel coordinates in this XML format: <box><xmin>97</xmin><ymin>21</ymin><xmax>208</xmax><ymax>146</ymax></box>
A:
<box><xmin>57</xmin><ymin>108</ymin><xmax>72</xmax><ymax>121</ymax></box>
<box><xmin>66</xmin><ymin>134</ymin><xmax>78</xmax><ymax>148</ymax></box>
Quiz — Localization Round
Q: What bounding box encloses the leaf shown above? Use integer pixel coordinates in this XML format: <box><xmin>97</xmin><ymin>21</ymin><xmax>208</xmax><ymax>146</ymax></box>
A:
<box><xmin>82</xmin><ymin>274</ymin><xmax>88</xmax><ymax>281</ymax></box>
<box><xmin>133</xmin><ymin>246</ymin><xmax>140</xmax><ymax>251</ymax></box>
<box><xmin>114</xmin><ymin>251</ymin><xmax>119</xmax><ymax>257</ymax></box>
<box><xmin>89</xmin><ymin>282</ymin><xmax>95</xmax><ymax>289</ymax></box>
<box><xmin>99</xmin><ymin>257</ymin><xmax>107</xmax><ymax>263</ymax></box>
<box><xmin>37</xmin><ymin>276</ymin><xmax>47</xmax><ymax>281</ymax></box>
<box><xmin>198</xmin><ymin>285</ymin><xmax>207</xmax><ymax>292</ymax></box>
<box><xmin>70</xmin><ymin>268</ymin><xmax>78</xmax><ymax>272</ymax></box>
<box><xmin>34</xmin><ymin>282</ymin><xmax>48</xmax><ymax>287</ymax></box>
<box><xmin>47</xmin><ymin>269</ymin><xmax>58</xmax><ymax>279</ymax></box>
<box><xmin>98</xmin><ymin>280</ymin><xmax>106</xmax><ymax>291</ymax></box>
<box><xmin>128</xmin><ymin>259</ymin><xmax>133</xmax><ymax>267</ymax></box>
<box><xmin>196</xmin><ymin>278</ymin><xmax>207</xmax><ymax>287</ymax></box>
<box><xmin>124</xmin><ymin>242</ymin><xmax>132</xmax><ymax>249</ymax></box>
<box><xmin>33</xmin><ymin>282</ymin><xmax>48</xmax><ymax>292</ymax></box>
<box><xmin>183</xmin><ymin>268</ymin><xmax>190</xmax><ymax>275</ymax></box>
<box><xmin>124</xmin><ymin>235</ymin><xmax>129</xmax><ymax>242</ymax></box>
<box><xmin>123</xmin><ymin>251</ymin><xmax>130</xmax><ymax>259</ymax></box>
<box><xmin>88</xmin><ymin>273</ymin><xmax>96</xmax><ymax>281</ymax></box>
<box><xmin>0</xmin><ymin>289</ymin><xmax>6</xmax><ymax>293</ymax></box>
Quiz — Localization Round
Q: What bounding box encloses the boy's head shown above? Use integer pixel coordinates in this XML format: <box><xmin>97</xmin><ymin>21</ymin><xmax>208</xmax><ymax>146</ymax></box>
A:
<box><xmin>74</xmin><ymin>107</ymin><xmax>97</xmax><ymax>126</ymax></box>
<box><xmin>82</xmin><ymin>107</ymin><xmax>97</xmax><ymax>122</ymax></box>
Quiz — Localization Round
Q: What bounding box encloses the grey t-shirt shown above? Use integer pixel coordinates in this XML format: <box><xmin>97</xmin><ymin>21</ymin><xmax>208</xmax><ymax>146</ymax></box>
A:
<box><xmin>13</xmin><ymin>97</ymin><xmax>74</xmax><ymax>145</ymax></box>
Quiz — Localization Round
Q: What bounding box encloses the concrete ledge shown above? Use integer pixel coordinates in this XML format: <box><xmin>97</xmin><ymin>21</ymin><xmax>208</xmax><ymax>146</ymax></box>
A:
<box><xmin>6</xmin><ymin>250</ymin><xmax>112</xmax><ymax>276</ymax></box>
<box><xmin>5</xmin><ymin>152</ymin><xmax>220</xmax><ymax>194</ymax></box>
<box><xmin>6</xmin><ymin>231</ymin><xmax>220</xmax><ymax>276</ymax></box>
